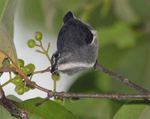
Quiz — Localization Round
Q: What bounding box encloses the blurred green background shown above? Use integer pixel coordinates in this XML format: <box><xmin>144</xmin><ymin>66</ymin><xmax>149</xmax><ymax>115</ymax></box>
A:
<box><xmin>1</xmin><ymin>0</ymin><xmax>150</xmax><ymax>119</ymax></box>
<box><xmin>18</xmin><ymin>0</ymin><xmax>150</xmax><ymax>119</ymax></box>
<box><xmin>18</xmin><ymin>0</ymin><xmax>150</xmax><ymax>91</ymax></box>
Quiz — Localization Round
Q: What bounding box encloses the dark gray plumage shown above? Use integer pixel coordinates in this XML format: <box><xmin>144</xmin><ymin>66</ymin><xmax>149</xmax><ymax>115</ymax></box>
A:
<box><xmin>51</xmin><ymin>11</ymin><xmax>98</xmax><ymax>75</ymax></box>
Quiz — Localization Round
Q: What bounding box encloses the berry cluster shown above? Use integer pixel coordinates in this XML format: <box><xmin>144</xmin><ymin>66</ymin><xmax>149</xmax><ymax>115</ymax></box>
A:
<box><xmin>1</xmin><ymin>32</ymin><xmax>60</xmax><ymax>96</ymax></box>
<box><xmin>12</xmin><ymin>59</ymin><xmax>35</xmax><ymax>95</ymax></box>
<box><xmin>27</xmin><ymin>32</ymin><xmax>60</xmax><ymax>82</ymax></box>
<box><xmin>27</xmin><ymin>32</ymin><xmax>43</xmax><ymax>48</ymax></box>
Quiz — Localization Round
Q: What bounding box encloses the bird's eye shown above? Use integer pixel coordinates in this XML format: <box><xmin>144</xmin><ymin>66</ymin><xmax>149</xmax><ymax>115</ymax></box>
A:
<box><xmin>54</xmin><ymin>52</ymin><xmax>60</xmax><ymax>58</ymax></box>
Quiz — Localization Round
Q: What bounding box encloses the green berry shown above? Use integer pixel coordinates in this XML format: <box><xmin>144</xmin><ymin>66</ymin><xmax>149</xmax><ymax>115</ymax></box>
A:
<box><xmin>22</xmin><ymin>66</ymin><xmax>31</xmax><ymax>75</ymax></box>
<box><xmin>11</xmin><ymin>75</ymin><xmax>23</xmax><ymax>85</ymax></box>
<box><xmin>24</xmin><ymin>85</ymin><xmax>30</xmax><ymax>92</ymax></box>
<box><xmin>27</xmin><ymin>39</ymin><xmax>36</xmax><ymax>48</ymax></box>
<box><xmin>26</xmin><ymin>63</ymin><xmax>35</xmax><ymax>73</ymax></box>
<box><xmin>52</xmin><ymin>73</ymin><xmax>60</xmax><ymax>81</ymax></box>
<box><xmin>15</xmin><ymin>85</ymin><xmax>24</xmax><ymax>95</ymax></box>
<box><xmin>35</xmin><ymin>32</ymin><xmax>43</xmax><ymax>41</ymax></box>
<box><xmin>18</xmin><ymin>59</ymin><xmax>24</xmax><ymax>67</ymax></box>
<box><xmin>2</xmin><ymin>58</ymin><xmax>10</xmax><ymax>66</ymax></box>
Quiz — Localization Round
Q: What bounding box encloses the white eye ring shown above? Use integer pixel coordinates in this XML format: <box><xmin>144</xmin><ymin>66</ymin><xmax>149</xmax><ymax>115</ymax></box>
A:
<box><xmin>51</xmin><ymin>55</ymin><xmax>56</xmax><ymax>65</ymax></box>
<box><xmin>51</xmin><ymin>52</ymin><xmax>60</xmax><ymax>65</ymax></box>
<box><xmin>56</xmin><ymin>52</ymin><xmax>60</xmax><ymax>58</ymax></box>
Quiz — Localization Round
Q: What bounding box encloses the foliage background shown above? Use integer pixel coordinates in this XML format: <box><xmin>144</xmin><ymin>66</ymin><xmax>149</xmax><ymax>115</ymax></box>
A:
<box><xmin>0</xmin><ymin>0</ymin><xmax>150</xmax><ymax>119</ymax></box>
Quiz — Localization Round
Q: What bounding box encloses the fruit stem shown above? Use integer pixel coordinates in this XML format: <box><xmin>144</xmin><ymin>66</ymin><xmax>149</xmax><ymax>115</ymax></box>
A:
<box><xmin>53</xmin><ymin>80</ymin><xmax>57</xmax><ymax>99</ymax></box>
<box><xmin>39</xmin><ymin>41</ymin><xmax>51</xmax><ymax>65</ymax></box>
<box><xmin>1</xmin><ymin>79</ymin><xmax>12</xmax><ymax>88</ymax></box>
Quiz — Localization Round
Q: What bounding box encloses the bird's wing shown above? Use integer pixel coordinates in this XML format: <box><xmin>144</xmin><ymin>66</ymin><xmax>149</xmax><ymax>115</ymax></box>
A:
<box><xmin>57</xmin><ymin>19</ymin><xmax>96</xmax><ymax>51</ymax></box>
<box><xmin>79</xmin><ymin>22</ymin><xmax>96</xmax><ymax>44</ymax></box>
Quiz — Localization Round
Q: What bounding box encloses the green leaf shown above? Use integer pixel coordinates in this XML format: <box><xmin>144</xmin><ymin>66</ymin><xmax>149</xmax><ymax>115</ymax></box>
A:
<box><xmin>98</xmin><ymin>22</ymin><xmax>136</xmax><ymax>48</ymax></box>
<box><xmin>113</xmin><ymin>103</ymin><xmax>150</xmax><ymax>119</ymax></box>
<box><xmin>0</xmin><ymin>0</ymin><xmax>17</xmax><ymax>65</ymax></box>
<box><xmin>65</xmin><ymin>99</ymin><xmax>122</xmax><ymax>119</ymax></box>
<box><xmin>7</xmin><ymin>95</ymin><xmax>22</xmax><ymax>102</ymax></box>
<box><xmin>20</xmin><ymin>98</ymin><xmax>79</xmax><ymax>119</ymax></box>
<box><xmin>0</xmin><ymin>106</ymin><xmax>17</xmax><ymax>119</ymax></box>
<box><xmin>0</xmin><ymin>95</ymin><xmax>22</xmax><ymax>119</ymax></box>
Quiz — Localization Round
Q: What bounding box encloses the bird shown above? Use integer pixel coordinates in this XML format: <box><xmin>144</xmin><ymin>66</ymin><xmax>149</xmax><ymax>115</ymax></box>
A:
<box><xmin>51</xmin><ymin>11</ymin><xmax>98</xmax><ymax>75</ymax></box>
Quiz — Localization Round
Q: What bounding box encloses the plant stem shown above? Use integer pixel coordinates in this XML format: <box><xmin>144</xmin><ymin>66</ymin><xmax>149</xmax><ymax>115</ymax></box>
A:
<box><xmin>33</xmin><ymin>66</ymin><xmax>51</xmax><ymax>74</ymax></box>
<box><xmin>1</xmin><ymin>79</ymin><xmax>12</xmax><ymax>88</ymax></box>
<box><xmin>53</xmin><ymin>80</ymin><xmax>57</xmax><ymax>99</ymax></box>
<box><xmin>39</xmin><ymin>41</ymin><xmax>51</xmax><ymax>64</ymax></box>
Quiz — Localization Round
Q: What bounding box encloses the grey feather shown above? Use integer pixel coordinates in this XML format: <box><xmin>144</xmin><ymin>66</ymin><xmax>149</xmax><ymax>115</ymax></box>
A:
<box><xmin>51</xmin><ymin>11</ymin><xmax>98</xmax><ymax>75</ymax></box>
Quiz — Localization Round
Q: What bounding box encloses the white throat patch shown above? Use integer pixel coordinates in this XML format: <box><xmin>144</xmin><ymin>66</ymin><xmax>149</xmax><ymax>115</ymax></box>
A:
<box><xmin>58</xmin><ymin>62</ymin><xmax>95</xmax><ymax>71</ymax></box>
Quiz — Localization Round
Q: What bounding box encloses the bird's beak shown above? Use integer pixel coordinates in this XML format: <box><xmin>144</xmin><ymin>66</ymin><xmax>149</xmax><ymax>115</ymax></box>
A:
<box><xmin>51</xmin><ymin>62</ymin><xmax>59</xmax><ymax>74</ymax></box>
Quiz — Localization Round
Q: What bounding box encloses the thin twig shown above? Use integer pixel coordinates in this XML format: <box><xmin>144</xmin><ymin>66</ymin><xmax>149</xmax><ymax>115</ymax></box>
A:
<box><xmin>36</xmin><ymin>49</ymin><xmax>45</xmax><ymax>54</ymax></box>
<box><xmin>95</xmin><ymin>63</ymin><xmax>150</xmax><ymax>93</ymax></box>
<box><xmin>33</xmin><ymin>66</ymin><xmax>51</xmax><ymax>74</ymax></box>
<box><xmin>53</xmin><ymin>80</ymin><xmax>57</xmax><ymax>99</ymax></box>
<box><xmin>39</xmin><ymin>41</ymin><xmax>51</xmax><ymax>64</ymax></box>
<box><xmin>1</xmin><ymin>79</ymin><xmax>12</xmax><ymax>87</ymax></box>
<box><xmin>46</xmin><ymin>42</ymin><xmax>50</xmax><ymax>52</ymax></box>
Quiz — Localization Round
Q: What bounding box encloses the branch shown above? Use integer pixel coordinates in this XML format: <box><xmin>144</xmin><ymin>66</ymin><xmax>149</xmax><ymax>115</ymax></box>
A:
<box><xmin>47</xmin><ymin>91</ymin><xmax>150</xmax><ymax>100</ymax></box>
<box><xmin>1</xmin><ymin>66</ymin><xmax>150</xmax><ymax>101</ymax></box>
<box><xmin>95</xmin><ymin>63</ymin><xmax>150</xmax><ymax>93</ymax></box>
<box><xmin>0</xmin><ymin>88</ymin><xmax>29</xmax><ymax>119</ymax></box>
